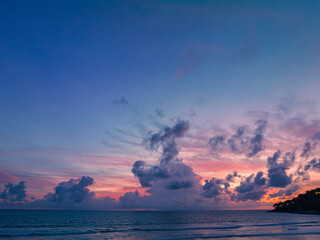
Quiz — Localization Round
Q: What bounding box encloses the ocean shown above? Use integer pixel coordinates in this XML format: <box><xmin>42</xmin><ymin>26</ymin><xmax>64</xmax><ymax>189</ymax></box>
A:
<box><xmin>1</xmin><ymin>210</ymin><xmax>320</xmax><ymax>239</ymax></box>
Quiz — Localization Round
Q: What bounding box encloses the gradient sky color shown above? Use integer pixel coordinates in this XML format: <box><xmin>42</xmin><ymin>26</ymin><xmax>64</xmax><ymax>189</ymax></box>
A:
<box><xmin>1</xmin><ymin>0</ymin><xmax>320</xmax><ymax>209</ymax></box>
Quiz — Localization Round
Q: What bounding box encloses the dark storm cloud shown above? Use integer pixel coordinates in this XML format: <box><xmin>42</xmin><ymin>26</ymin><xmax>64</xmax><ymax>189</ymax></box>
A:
<box><xmin>231</xmin><ymin>172</ymin><xmax>267</xmax><ymax>201</ymax></box>
<box><xmin>267</xmin><ymin>151</ymin><xmax>295</xmax><ymax>188</ymax></box>
<box><xmin>0</xmin><ymin>181</ymin><xmax>27</xmax><ymax>202</ymax></box>
<box><xmin>232</xmin><ymin>190</ymin><xmax>266</xmax><ymax>202</ymax></box>
<box><xmin>201</xmin><ymin>177</ymin><xmax>230</xmax><ymax>199</ymax></box>
<box><xmin>225</xmin><ymin>171</ymin><xmax>240</xmax><ymax>182</ymax></box>
<box><xmin>254</xmin><ymin>171</ymin><xmax>266</xmax><ymax>186</ymax></box>
<box><xmin>124</xmin><ymin>120</ymin><xmax>204</xmax><ymax>209</ymax></box>
<box><xmin>132</xmin><ymin>120</ymin><xmax>200</xmax><ymax>194</ymax></box>
<box><xmin>166</xmin><ymin>180</ymin><xmax>193</xmax><ymax>190</ymax></box>
<box><xmin>269</xmin><ymin>184</ymin><xmax>300</xmax><ymax>198</ymax></box>
<box><xmin>44</xmin><ymin>176</ymin><xmax>95</xmax><ymax>203</ymax></box>
<box><xmin>236</xmin><ymin>173</ymin><xmax>266</xmax><ymax>193</ymax></box>
<box><xmin>119</xmin><ymin>190</ymin><xmax>142</xmax><ymax>207</ymax></box>
<box><xmin>163</xmin><ymin>162</ymin><xmax>199</xmax><ymax>190</ymax></box>
<box><xmin>131</xmin><ymin>161</ymin><xmax>169</xmax><ymax>187</ymax></box>
<box><xmin>208</xmin><ymin>119</ymin><xmax>267</xmax><ymax>157</ymax></box>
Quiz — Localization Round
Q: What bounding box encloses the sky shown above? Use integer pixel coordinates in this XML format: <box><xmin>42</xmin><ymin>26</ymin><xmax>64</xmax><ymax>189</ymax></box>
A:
<box><xmin>1</xmin><ymin>0</ymin><xmax>320</xmax><ymax>210</ymax></box>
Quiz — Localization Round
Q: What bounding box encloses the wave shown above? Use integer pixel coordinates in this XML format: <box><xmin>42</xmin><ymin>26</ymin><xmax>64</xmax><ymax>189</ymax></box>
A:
<box><xmin>130</xmin><ymin>221</ymin><xmax>320</xmax><ymax>232</ymax></box>
<box><xmin>248</xmin><ymin>221</ymin><xmax>320</xmax><ymax>227</ymax></box>
<box><xmin>1</xmin><ymin>221</ymin><xmax>317</xmax><ymax>231</ymax></box>
<box><xmin>1</xmin><ymin>221</ymin><xmax>319</xmax><ymax>237</ymax></box>
<box><xmin>0</xmin><ymin>224</ymin><xmax>68</xmax><ymax>229</ymax></box>
<box><xmin>155</xmin><ymin>230</ymin><xmax>320</xmax><ymax>239</ymax></box>
<box><xmin>0</xmin><ymin>230</ymin><xmax>97</xmax><ymax>238</ymax></box>
<box><xmin>131</xmin><ymin>225</ymin><xmax>242</xmax><ymax>231</ymax></box>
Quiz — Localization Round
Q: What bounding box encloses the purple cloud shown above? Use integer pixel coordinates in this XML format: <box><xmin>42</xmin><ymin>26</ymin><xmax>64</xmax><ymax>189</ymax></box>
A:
<box><xmin>0</xmin><ymin>181</ymin><xmax>27</xmax><ymax>202</ymax></box>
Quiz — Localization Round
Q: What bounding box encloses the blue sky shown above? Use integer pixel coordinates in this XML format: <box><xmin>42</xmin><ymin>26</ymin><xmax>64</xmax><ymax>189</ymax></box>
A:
<box><xmin>1</xmin><ymin>1</ymin><xmax>320</xmax><ymax>209</ymax></box>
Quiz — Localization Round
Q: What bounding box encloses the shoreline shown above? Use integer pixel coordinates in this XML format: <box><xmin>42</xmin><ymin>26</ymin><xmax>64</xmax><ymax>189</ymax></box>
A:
<box><xmin>268</xmin><ymin>210</ymin><xmax>320</xmax><ymax>215</ymax></box>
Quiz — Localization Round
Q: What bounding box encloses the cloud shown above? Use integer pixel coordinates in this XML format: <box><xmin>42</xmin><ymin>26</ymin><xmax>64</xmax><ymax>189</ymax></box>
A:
<box><xmin>119</xmin><ymin>190</ymin><xmax>143</xmax><ymax>208</ymax></box>
<box><xmin>20</xmin><ymin>176</ymin><xmax>117</xmax><ymax>209</ymax></box>
<box><xmin>131</xmin><ymin>160</ymin><xmax>169</xmax><ymax>187</ymax></box>
<box><xmin>6</xmin><ymin>101</ymin><xmax>320</xmax><ymax>210</ymax></box>
<box><xmin>0</xmin><ymin>181</ymin><xmax>27</xmax><ymax>202</ymax></box>
<box><xmin>269</xmin><ymin>184</ymin><xmax>300</xmax><ymax>198</ymax></box>
<box><xmin>129</xmin><ymin>120</ymin><xmax>203</xmax><ymax>209</ymax></box>
<box><xmin>267</xmin><ymin>151</ymin><xmax>295</xmax><ymax>188</ymax></box>
<box><xmin>254</xmin><ymin>171</ymin><xmax>267</xmax><ymax>186</ymax></box>
<box><xmin>301</xmin><ymin>141</ymin><xmax>312</xmax><ymax>158</ymax></box>
<box><xmin>304</xmin><ymin>158</ymin><xmax>320</xmax><ymax>172</ymax></box>
<box><xmin>276</xmin><ymin>98</ymin><xmax>316</xmax><ymax>115</ymax></box>
<box><xmin>225</xmin><ymin>171</ymin><xmax>241</xmax><ymax>182</ymax></box>
<box><xmin>166</xmin><ymin>180</ymin><xmax>193</xmax><ymax>190</ymax></box>
<box><xmin>208</xmin><ymin>135</ymin><xmax>226</xmax><ymax>152</ymax></box>
<box><xmin>142</xmin><ymin>119</ymin><xmax>189</xmax><ymax>167</ymax></box>
<box><xmin>43</xmin><ymin>176</ymin><xmax>95</xmax><ymax>203</ymax></box>
<box><xmin>231</xmin><ymin>172</ymin><xmax>267</xmax><ymax>202</ymax></box>
<box><xmin>2</xmin><ymin>120</ymin><xmax>203</xmax><ymax>210</ymax></box>
<box><xmin>208</xmin><ymin>119</ymin><xmax>267</xmax><ymax>157</ymax></box>
<box><xmin>312</xmin><ymin>131</ymin><xmax>320</xmax><ymax>140</ymax></box>
<box><xmin>162</xmin><ymin>162</ymin><xmax>200</xmax><ymax>191</ymax></box>
<box><xmin>297</xmin><ymin>158</ymin><xmax>320</xmax><ymax>180</ymax></box>
<box><xmin>201</xmin><ymin>177</ymin><xmax>230</xmax><ymax>199</ymax></box>
<box><xmin>132</xmin><ymin>120</ymin><xmax>199</xmax><ymax>190</ymax></box>
<box><xmin>248</xmin><ymin>119</ymin><xmax>267</xmax><ymax>157</ymax></box>
<box><xmin>227</xmin><ymin>126</ymin><xmax>247</xmax><ymax>154</ymax></box>
<box><xmin>281</xmin><ymin>117</ymin><xmax>320</xmax><ymax>137</ymax></box>
<box><xmin>300</xmin><ymin>131</ymin><xmax>320</xmax><ymax>158</ymax></box>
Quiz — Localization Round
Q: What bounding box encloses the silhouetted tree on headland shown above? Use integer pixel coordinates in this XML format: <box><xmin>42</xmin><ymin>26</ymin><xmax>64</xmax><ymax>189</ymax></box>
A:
<box><xmin>272</xmin><ymin>187</ymin><xmax>320</xmax><ymax>213</ymax></box>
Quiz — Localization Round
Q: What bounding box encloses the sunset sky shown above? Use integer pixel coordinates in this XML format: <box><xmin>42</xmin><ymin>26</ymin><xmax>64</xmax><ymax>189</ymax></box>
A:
<box><xmin>1</xmin><ymin>0</ymin><xmax>320</xmax><ymax>209</ymax></box>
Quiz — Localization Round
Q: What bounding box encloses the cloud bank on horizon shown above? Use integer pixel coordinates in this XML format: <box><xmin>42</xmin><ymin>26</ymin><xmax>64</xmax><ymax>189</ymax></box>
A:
<box><xmin>2</xmin><ymin>103</ymin><xmax>320</xmax><ymax>210</ymax></box>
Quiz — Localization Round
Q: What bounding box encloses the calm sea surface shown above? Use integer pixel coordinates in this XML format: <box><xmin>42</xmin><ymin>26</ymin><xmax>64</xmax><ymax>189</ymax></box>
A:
<box><xmin>1</xmin><ymin>210</ymin><xmax>320</xmax><ymax>239</ymax></box>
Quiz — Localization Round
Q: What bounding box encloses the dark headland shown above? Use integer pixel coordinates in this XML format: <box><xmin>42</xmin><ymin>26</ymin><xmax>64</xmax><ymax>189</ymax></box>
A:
<box><xmin>271</xmin><ymin>187</ymin><xmax>320</xmax><ymax>214</ymax></box>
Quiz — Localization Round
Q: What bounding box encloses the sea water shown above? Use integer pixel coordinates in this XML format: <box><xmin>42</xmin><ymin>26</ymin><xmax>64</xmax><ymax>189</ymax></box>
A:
<box><xmin>1</xmin><ymin>210</ymin><xmax>320</xmax><ymax>239</ymax></box>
